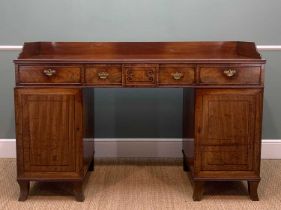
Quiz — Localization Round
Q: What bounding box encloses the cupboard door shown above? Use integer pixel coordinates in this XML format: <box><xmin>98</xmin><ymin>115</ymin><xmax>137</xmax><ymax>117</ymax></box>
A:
<box><xmin>195</xmin><ymin>89</ymin><xmax>262</xmax><ymax>174</ymax></box>
<box><xmin>15</xmin><ymin>88</ymin><xmax>83</xmax><ymax>177</ymax></box>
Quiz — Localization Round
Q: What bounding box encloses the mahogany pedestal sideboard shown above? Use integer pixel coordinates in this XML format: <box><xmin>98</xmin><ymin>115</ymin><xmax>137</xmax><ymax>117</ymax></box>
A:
<box><xmin>14</xmin><ymin>42</ymin><xmax>265</xmax><ymax>201</ymax></box>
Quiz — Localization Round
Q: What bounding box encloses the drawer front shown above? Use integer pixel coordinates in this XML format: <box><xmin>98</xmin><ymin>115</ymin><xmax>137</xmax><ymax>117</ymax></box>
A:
<box><xmin>159</xmin><ymin>64</ymin><xmax>195</xmax><ymax>85</ymax></box>
<box><xmin>85</xmin><ymin>64</ymin><xmax>122</xmax><ymax>85</ymax></box>
<box><xmin>199</xmin><ymin>145</ymin><xmax>253</xmax><ymax>171</ymax></box>
<box><xmin>18</xmin><ymin>65</ymin><xmax>82</xmax><ymax>84</ymax></box>
<box><xmin>123</xmin><ymin>64</ymin><xmax>158</xmax><ymax>87</ymax></box>
<box><xmin>199</xmin><ymin>65</ymin><xmax>261</xmax><ymax>85</ymax></box>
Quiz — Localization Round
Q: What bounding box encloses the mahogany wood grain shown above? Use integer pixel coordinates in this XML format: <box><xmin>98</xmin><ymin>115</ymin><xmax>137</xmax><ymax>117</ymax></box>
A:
<box><xmin>200</xmin><ymin>145</ymin><xmax>252</xmax><ymax>171</ymax></box>
<box><xmin>17</xmin><ymin>42</ymin><xmax>263</xmax><ymax>62</ymax></box>
<box><xmin>15</xmin><ymin>88</ymin><xmax>93</xmax><ymax>200</ymax></box>
<box><xmin>16</xmin><ymin>89</ymin><xmax>80</xmax><ymax>174</ymax></box>
<box><xmin>199</xmin><ymin>65</ymin><xmax>261</xmax><ymax>85</ymax></box>
<box><xmin>18</xmin><ymin>65</ymin><xmax>82</xmax><ymax>85</ymax></box>
<box><xmin>85</xmin><ymin>64</ymin><xmax>122</xmax><ymax>86</ymax></box>
<box><xmin>194</xmin><ymin>89</ymin><xmax>262</xmax><ymax>178</ymax></box>
<box><xmin>123</xmin><ymin>64</ymin><xmax>158</xmax><ymax>87</ymax></box>
<box><xmin>159</xmin><ymin>64</ymin><xmax>195</xmax><ymax>86</ymax></box>
<box><xmin>14</xmin><ymin>42</ymin><xmax>265</xmax><ymax>202</ymax></box>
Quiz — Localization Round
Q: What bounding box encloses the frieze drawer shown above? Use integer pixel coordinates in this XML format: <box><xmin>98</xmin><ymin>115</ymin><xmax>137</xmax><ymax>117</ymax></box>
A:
<box><xmin>123</xmin><ymin>64</ymin><xmax>158</xmax><ymax>87</ymax></box>
<box><xmin>18</xmin><ymin>65</ymin><xmax>82</xmax><ymax>85</ymax></box>
<box><xmin>199</xmin><ymin>65</ymin><xmax>262</xmax><ymax>85</ymax></box>
<box><xmin>85</xmin><ymin>64</ymin><xmax>122</xmax><ymax>86</ymax></box>
<box><xmin>158</xmin><ymin>64</ymin><xmax>195</xmax><ymax>86</ymax></box>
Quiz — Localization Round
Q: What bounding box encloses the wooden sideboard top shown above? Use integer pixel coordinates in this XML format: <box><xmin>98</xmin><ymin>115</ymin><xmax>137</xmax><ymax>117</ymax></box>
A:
<box><xmin>15</xmin><ymin>42</ymin><xmax>264</xmax><ymax>63</ymax></box>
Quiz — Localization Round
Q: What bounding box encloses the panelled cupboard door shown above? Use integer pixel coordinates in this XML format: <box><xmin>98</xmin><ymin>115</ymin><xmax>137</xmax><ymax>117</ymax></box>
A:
<box><xmin>194</xmin><ymin>89</ymin><xmax>262</xmax><ymax>177</ymax></box>
<box><xmin>15</xmin><ymin>88</ymin><xmax>83</xmax><ymax>179</ymax></box>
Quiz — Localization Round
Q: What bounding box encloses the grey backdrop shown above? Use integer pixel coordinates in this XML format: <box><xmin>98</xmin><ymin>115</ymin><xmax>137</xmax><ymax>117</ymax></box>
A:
<box><xmin>0</xmin><ymin>0</ymin><xmax>280</xmax><ymax>139</ymax></box>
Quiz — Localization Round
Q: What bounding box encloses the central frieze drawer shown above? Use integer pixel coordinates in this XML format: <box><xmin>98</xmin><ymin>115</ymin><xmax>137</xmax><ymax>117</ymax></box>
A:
<box><xmin>199</xmin><ymin>65</ymin><xmax>262</xmax><ymax>85</ymax></box>
<box><xmin>85</xmin><ymin>64</ymin><xmax>122</xmax><ymax>86</ymax></box>
<box><xmin>159</xmin><ymin>64</ymin><xmax>195</xmax><ymax>85</ymax></box>
<box><xmin>18</xmin><ymin>65</ymin><xmax>82</xmax><ymax>84</ymax></box>
<box><xmin>123</xmin><ymin>64</ymin><xmax>158</xmax><ymax>87</ymax></box>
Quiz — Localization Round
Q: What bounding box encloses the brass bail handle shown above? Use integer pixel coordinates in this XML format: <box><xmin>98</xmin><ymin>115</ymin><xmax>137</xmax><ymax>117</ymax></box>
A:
<box><xmin>223</xmin><ymin>69</ymin><xmax>236</xmax><ymax>77</ymax></box>
<box><xmin>171</xmin><ymin>72</ymin><xmax>183</xmax><ymax>80</ymax></box>
<box><xmin>98</xmin><ymin>72</ymin><xmax>109</xmax><ymax>79</ymax></box>
<box><xmin>43</xmin><ymin>69</ymin><xmax>56</xmax><ymax>77</ymax></box>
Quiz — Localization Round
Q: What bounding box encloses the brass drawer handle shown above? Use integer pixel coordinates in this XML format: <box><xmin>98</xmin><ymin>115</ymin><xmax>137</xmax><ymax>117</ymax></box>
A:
<box><xmin>98</xmin><ymin>72</ymin><xmax>109</xmax><ymax>79</ymax></box>
<box><xmin>171</xmin><ymin>72</ymin><xmax>183</xmax><ymax>80</ymax></box>
<box><xmin>223</xmin><ymin>69</ymin><xmax>236</xmax><ymax>77</ymax></box>
<box><xmin>43</xmin><ymin>69</ymin><xmax>56</xmax><ymax>77</ymax></box>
